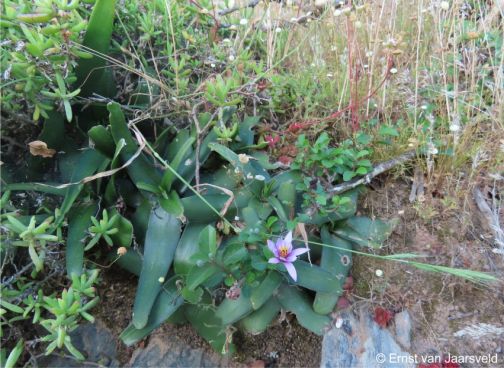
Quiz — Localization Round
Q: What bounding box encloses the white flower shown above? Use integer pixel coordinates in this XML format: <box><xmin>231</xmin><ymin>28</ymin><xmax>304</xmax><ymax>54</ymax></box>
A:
<box><xmin>275</xmin><ymin>27</ymin><xmax>282</xmax><ymax>33</ymax></box>
<box><xmin>254</xmin><ymin>175</ymin><xmax>266</xmax><ymax>181</ymax></box>
<box><xmin>335</xmin><ymin>317</ymin><xmax>344</xmax><ymax>328</ymax></box>
<box><xmin>375</xmin><ymin>269</ymin><xmax>384</xmax><ymax>277</ymax></box>
<box><xmin>210</xmin><ymin>63</ymin><xmax>216</xmax><ymax>68</ymax></box>
<box><xmin>449</xmin><ymin>123</ymin><xmax>460</xmax><ymax>132</ymax></box>
<box><xmin>421</xmin><ymin>105</ymin><xmax>428</xmax><ymax>110</ymax></box>
<box><xmin>158</xmin><ymin>277</ymin><xmax>165</xmax><ymax>283</ymax></box>
<box><xmin>354</xmin><ymin>21</ymin><xmax>362</xmax><ymax>29</ymax></box>
<box><xmin>246</xmin><ymin>173</ymin><xmax>254</xmax><ymax>179</ymax></box>
<box><xmin>222</xmin><ymin>38</ymin><xmax>232</xmax><ymax>44</ymax></box>
<box><xmin>239</xmin><ymin>18</ymin><xmax>248</xmax><ymax>25</ymax></box>
<box><xmin>238</xmin><ymin>153</ymin><xmax>250</xmax><ymax>164</ymax></box>
<box><xmin>333</xmin><ymin>9</ymin><xmax>342</xmax><ymax>16</ymax></box>
<box><xmin>184</xmin><ymin>158</ymin><xmax>192</xmax><ymax>166</ymax></box>
<box><xmin>234</xmin><ymin>216</ymin><xmax>240</xmax><ymax>221</ymax></box>
<box><xmin>228</xmin><ymin>55</ymin><xmax>235</xmax><ymax>61</ymax></box>
<box><xmin>390</xmin><ymin>67</ymin><xmax>398</xmax><ymax>74</ymax></box>
<box><xmin>342</xmin><ymin>7</ymin><xmax>352</xmax><ymax>14</ymax></box>
<box><xmin>326</xmin><ymin>73</ymin><xmax>334</xmax><ymax>77</ymax></box>
<box><xmin>440</xmin><ymin>1</ymin><xmax>450</xmax><ymax>10</ymax></box>
<box><xmin>366</xmin><ymin>51</ymin><xmax>373</xmax><ymax>57</ymax></box>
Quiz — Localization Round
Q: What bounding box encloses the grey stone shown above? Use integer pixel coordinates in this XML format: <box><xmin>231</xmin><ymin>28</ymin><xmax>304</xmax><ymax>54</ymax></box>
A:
<box><xmin>39</xmin><ymin>321</ymin><xmax>119</xmax><ymax>367</ymax></box>
<box><xmin>394</xmin><ymin>310</ymin><xmax>412</xmax><ymax>349</ymax></box>
<box><xmin>321</xmin><ymin>308</ymin><xmax>414</xmax><ymax>368</ymax></box>
<box><xmin>129</xmin><ymin>335</ymin><xmax>226</xmax><ymax>368</ymax></box>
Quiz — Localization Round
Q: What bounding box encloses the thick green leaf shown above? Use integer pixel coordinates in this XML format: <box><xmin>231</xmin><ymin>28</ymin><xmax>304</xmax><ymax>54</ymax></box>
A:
<box><xmin>66</xmin><ymin>202</ymin><xmax>97</xmax><ymax>277</ymax></box>
<box><xmin>174</xmin><ymin>224</ymin><xmax>207</xmax><ymax>275</ymax></box>
<box><xmin>185</xmin><ymin>302</ymin><xmax>235</xmax><ymax>355</ymax></box>
<box><xmin>198</xmin><ymin>225</ymin><xmax>217</xmax><ymax>256</ymax></box>
<box><xmin>277</xmin><ymin>286</ymin><xmax>330</xmax><ymax>335</ymax></box>
<box><xmin>215</xmin><ymin>292</ymin><xmax>253</xmax><ymax>325</ymax></box>
<box><xmin>121</xmin><ymin>277</ymin><xmax>183</xmax><ymax>345</ymax></box>
<box><xmin>159</xmin><ymin>190</ymin><xmax>184</xmax><ymax>217</ymax></box>
<box><xmin>54</xmin><ymin>149</ymin><xmax>106</xmax><ymax>228</ymax></box>
<box><xmin>240</xmin><ymin>298</ymin><xmax>281</xmax><ymax>335</ymax></box>
<box><xmin>250</xmin><ymin>272</ymin><xmax>282</xmax><ymax>310</ymax></box>
<box><xmin>334</xmin><ymin>216</ymin><xmax>398</xmax><ymax>248</ymax></box>
<box><xmin>160</xmin><ymin>136</ymin><xmax>195</xmax><ymax>191</ymax></box>
<box><xmin>133</xmin><ymin>207</ymin><xmax>182</xmax><ymax>329</ymax></box>
<box><xmin>109</xmin><ymin>210</ymin><xmax>133</xmax><ymax>247</ymax></box>
<box><xmin>114</xmin><ymin>248</ymin><xmax>143</xmax><ymax>276</ymax></box>
<box><xmin>292</xmin><ymin>261</ymin><xmax>342</xmax><ymax>293</ymax></box>
<box><xmin>75</xmin><ymin>0</ymin><xmax>117</xmax><ymax>97</ymax></box>
<box><xmin>108</xmin><ymin>102</ymin><xmax>161</xmax><ymax>189</ymax></box>
<box><xmin>88</xmin><ymin>125</ymin><xmax>115</xmax><ymax>158</ymax></box>
<box><xmin>186</xmin><ymin>263</ymin><xmax>220</xmax><ymax>290</ymax></box>
<box><xmin>313</xmin><ymin>227</ymin><xmax>352</xmax><ymax>315</ymax></box>
<box><xmin>222</xmin><ymin>242</ymin><xmax>248</xmax><ymax>266</ymax></box>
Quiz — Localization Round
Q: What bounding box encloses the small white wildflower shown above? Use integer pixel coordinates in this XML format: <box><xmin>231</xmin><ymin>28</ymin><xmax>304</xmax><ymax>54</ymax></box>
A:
<box><xmin>449</xmin><ymin>123</ymin><xmax>460</xmax><ymax>132</ymax></box>
<box><xmin>222</xmin><ymin>38</ymin><xmax>232</xmax><ymax>44</ymax></box>
<box><xmin>184</xmin><ymin>158</ymin><xmax>192</xmax><ymax>166</ymax></box>
<box><xmin>3</xmin><ymin>65</ymin><xmax>12</xmax><ymax>80</ymax></box>
<box><xmin>234</xmin><ymin>167</ymin><xmax>241</xmax><ymax>174</ymax></box>
<box><xmin>354</xmin><ymin>21</ymin><xmax>362</xmax><ymax>29</ymax></box>
<box><xmin>15</xmin><ymin>41</ymin><xmax>25</xmax><ymax>52</ymax></box>
<box><xmin>326</xmin><ymin>73</ymin><xmax>334</xmax><ymax>77</ymax></box>
<box><xmin>334</xmin><ymin>9</ymin><xmax>342</xmax><ymax>16</ymax></box>
<box><xmin>117</xmin><ymin>247</ymin><xmax>127</xmax><ymax>256</ymax></box>
<box><xmin>239</xmin><ymin>18</ymin><xmax>248</xmax><ymax>25</ymax></box>
<box><xmin>375</xmin><ymin>269</ymin><xmax>384</xmax><ymax>277</ymax></box>
<box><xmin>390</xmin><ymin>67</ymin><xmax>398</xmax><ymax>74</ymax></box>
<box><xmin>238</xmin><ymin>154</ymin><xmax>250</xmax><ymax>164</ymax></box>
<box><xmin>355</xmin><ymin>4</ymin><xmax>365</xmax><ymax>11</ymax></box>
<box><xmin>200</xmin><ymin>8</ymin><xmax>209</xmax><ymax>14</ymax></box>
<box><xmin>335</xmin><ymin>317</ymin><xmax>344</xmax><ymax>328</ymax></box>
<box><xmin>338</xmin><ymin>0</ymin><xmax>345</xmax><ymax>5</ymax></box>
<box><xmin>342</xmin><ymin>7</ymin><xmax>352</xmax><ymax>14</ymax></box>
<box><xmin>228</xmin><ymin>55</ymin><xmax>235</xmax><ymax>61</ymax></box>
<box><xmin>421</xmin><ymin>105</ymin><xmax>428</xmax><ymax>110</ymax></box>
<box><xmin>363</xmin><ymin>64</ymin><xmax>369</xmax><ymax>69</ymax></box>
<box><xmin>275</xmin><ymin>27</ymin><xmax>282</xmax><ymax>33</ymax></box>
<box><xmin>440</xmin><ymin>1</ymin><xmax>450</xmax><ymax>11</ymax></box>
<box><xmin>210</xmin><ymin>63</ymin><xmax>216</xmax><ymax>68</ymax></box>
<box><xmin>331</xmin><ymin>46</ymin><xmax>337</xmax><ymax>51</ymax></box>
<box><xmin>234</xmin><ymin>216</ymin><xmax>240</xmax><ymax>221</ymax></box>
<box><xmin>229</xmin><ymin>24</ymin><xmax>237</xmax><ymax>31</ymax></box>
<box><xmin>254</xmin><ymin>175</ymin><xmax>266</xmax><ymax>181</ymax></box>
<box><xmin>158</xmin><ymin>277</ymin><xmax>165</xmax><ymax>283</ymax></box>
<box><xmin>290</xmin><ymin>17</ymin><xmax>297</xmax><ymax>22</ymax></box>
<box><xmin>246</xmin><ymin>173</ymin><xmax>254</xmax><ymax>179</ymax></box>
<box><xmin>366</xmin><ymin>51</ymin><xmax>373</xmax><ymax>57</ymax></box>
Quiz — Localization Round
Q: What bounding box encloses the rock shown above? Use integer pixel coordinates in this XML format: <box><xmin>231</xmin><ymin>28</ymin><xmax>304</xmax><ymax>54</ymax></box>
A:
<box><xmin>129</xmin><ymin>335</ymin><xmax>228</xmax><ymax>367</ymax></box>
<box><xmin>321</xmin><ymin>308</ymin><xmax>413</xmax><ymax>368</ymax></box>
<box><xmin>39</xmin><ymin>321</ymin><xmax>118</xmax><ymax>367</ymax></box>
<box><xmin>394</xmin><ymin>310</ymin><xmax>412</xmax><ymax>349</ymax></box>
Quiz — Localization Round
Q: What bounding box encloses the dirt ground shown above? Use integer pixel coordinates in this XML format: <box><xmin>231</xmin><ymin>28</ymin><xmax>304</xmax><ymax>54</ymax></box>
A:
<box><xmin>95</xmin><ymin>172</ymin><xmax>503</xmax><ymax>367</ymax></box>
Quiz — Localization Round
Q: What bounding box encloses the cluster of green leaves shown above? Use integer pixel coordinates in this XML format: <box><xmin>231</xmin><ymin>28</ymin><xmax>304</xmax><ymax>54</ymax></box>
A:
<box><xmin>0</xmin><ymin>270</ymin><xmax>100</xmax><ymax>364</ymax></box>
<box><xmin>291</xmin><ymin>132</ymin><xmax>372</xmax><ymax>218</ymax></box>
<box><xmin>0</xmin><ymin>0</ymin><xmax>93</xmax><ymax>120</ymax></box>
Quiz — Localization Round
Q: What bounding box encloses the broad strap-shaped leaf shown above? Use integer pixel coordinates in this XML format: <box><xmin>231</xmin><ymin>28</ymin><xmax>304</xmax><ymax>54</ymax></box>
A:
<box><xmin>74</xmin><ymin>0</ymin><xmax>117</xmax><ymax>97</ymax></box>
<box><xmin>215</xmin><ymin>292</ymin><xmax>253</xmax><ymax>326</ymax></box>
<box><xmin>132</xmin><ymin>206</ymin><xmax>182</xmax><ymax>329</ymax></box>
<box><xmin>240</xmin><ymin>297</ymin><xmax>281</xmax><ymax>335</ymax></box>
<box><xmin>250</xmin><ymin>271</ymin><xmax>282</xmax><ymax>310</ymax></box>
<box><xmin>185</xmin><ymin>301</ymin><xmax>235</xmax><ymax>355</ymax></box>
<box><xmin>333</xmin><ymin>216</ymin><xmax>398</xmax><ymax>248</ymax></box>
<box><xmin>174</xmin><ymin>224</ymin><xmax>207</xmax><ymax>275</ymax></box>
<box><xmin>313</xmin><ymin>227</ymin><xmax>352</xmax><ymax>315</ymax></box>
<box><xmin>293</xmin><ymin>261</ymin><xmax>342</xmax><ymax>293</ymax></box>
<box><xmin>277</xmin><ymin>285</ymin><xmax>330</xmax><ymax>335</ymax></box>
<box><xmin>66</xmin><ymin>202</ymin><xmax>97</xmax><ymax>277</ymax></box>
<box><xmin>121</xmin><ymin>276</ymin><xmax>183</xmax><ymax>345</ymax></box>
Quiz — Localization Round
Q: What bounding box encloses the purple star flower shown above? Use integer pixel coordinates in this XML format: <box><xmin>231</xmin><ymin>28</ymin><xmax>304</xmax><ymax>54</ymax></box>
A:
<box><xmin>267</xmin><ymin>231</ymin><xmax>309</xmax><ymax>281</ymax></box>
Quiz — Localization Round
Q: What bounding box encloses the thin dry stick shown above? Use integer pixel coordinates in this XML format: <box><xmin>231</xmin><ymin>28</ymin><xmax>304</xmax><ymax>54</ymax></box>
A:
<box><xmin>218</xmin><ymin>0</ymin><xmax>260</xmax><ymax>16</ymax></box>
<box><xmin>329</xmin><ymin>150</ymin><xmax>417</xmax><ymax>194</ymax></box>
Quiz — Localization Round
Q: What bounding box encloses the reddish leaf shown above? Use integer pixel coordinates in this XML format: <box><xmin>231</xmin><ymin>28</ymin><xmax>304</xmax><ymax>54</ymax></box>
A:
<box><xmin>442</xmin><ymin>358</ymin><xmax>460</xmax><ymax>368</ymax></box>
<box><xmin>373</xmin><ymin>307</ymin><xmax>393</xmax><ymax>328</ymax></box>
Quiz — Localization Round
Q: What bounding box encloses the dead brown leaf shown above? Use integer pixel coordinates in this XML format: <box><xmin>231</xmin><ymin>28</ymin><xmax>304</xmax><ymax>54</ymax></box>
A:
<box><xmin>28</xmin><ymin>140</ymin><xmax>56</xmax><ymax>158</ymax></box>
